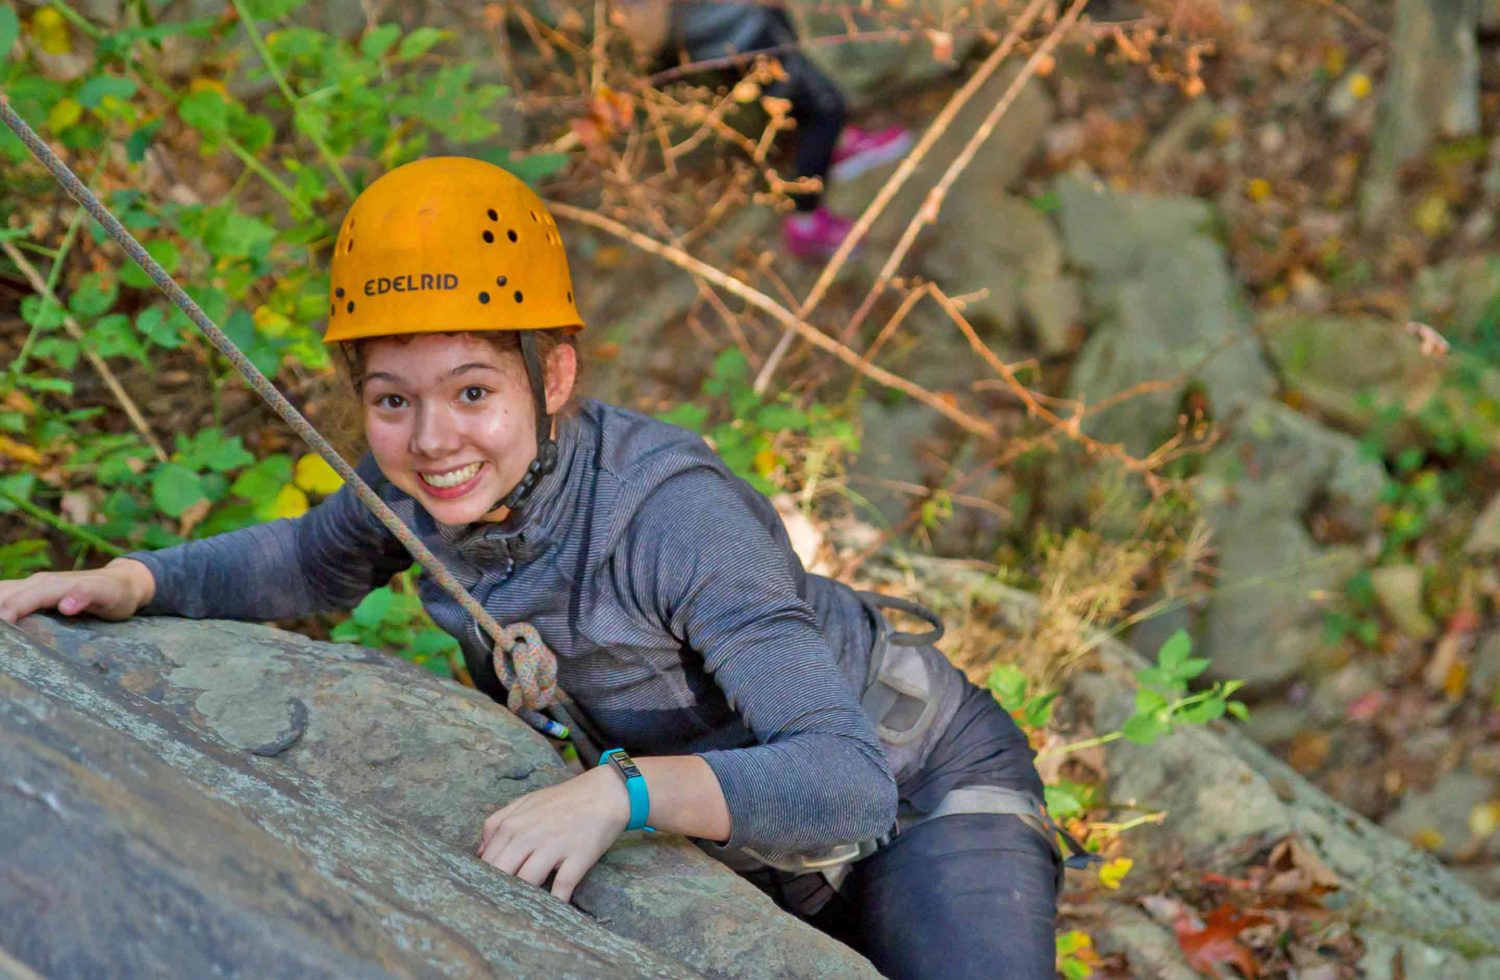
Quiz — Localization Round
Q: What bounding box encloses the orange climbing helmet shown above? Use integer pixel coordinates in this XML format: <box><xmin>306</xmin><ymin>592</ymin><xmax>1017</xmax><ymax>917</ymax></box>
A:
<box><xmin>324</xmin><ymin>156</ymin><xmax>584</xmax><ymax>343</ymax></box>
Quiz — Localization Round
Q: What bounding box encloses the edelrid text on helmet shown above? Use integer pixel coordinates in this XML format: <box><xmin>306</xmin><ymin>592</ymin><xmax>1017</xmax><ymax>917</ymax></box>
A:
<box><xmin>324</xmin><ymin>156</ymin><xmax>584</xmax><ymax>343</ymax></box>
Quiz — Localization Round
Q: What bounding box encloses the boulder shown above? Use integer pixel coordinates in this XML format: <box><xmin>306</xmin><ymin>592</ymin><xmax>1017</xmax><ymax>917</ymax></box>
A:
<box><xmin>1259</xmin><ymin>312</ymin><xmax>1441</xmax><ymax>429</ymax></box>
<box><xmin>1054</xmin><ymin>173</ymin><xmax>1275</xmax><ymax>456</ymax></box>
<box><xmin>1370</xmin><ymin>563</ymin><xmax>1438</xmax><ymax>640</ymax></box>
<box><xmin>1361</xmin><ymin>0</ymin><xmax>1484</xmax><ymax>225</ymax></box>
<box><xmin>1</xmin><ymin>616</ymin><xmax>878</xmax><ymax>979</ymax></box>
<box><xmin>1192</xmin><ymin>399</ymin><xmax>1385</xmax><ymax>687</ymax></box>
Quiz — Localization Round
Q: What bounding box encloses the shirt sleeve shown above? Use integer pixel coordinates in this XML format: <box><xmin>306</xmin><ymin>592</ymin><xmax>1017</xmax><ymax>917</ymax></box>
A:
<box><xmin>618</xmin><ymin>466</ymin><xmax>897</xmax><ymax>855</ymax></box>
<box><xmin>129</xmin><ymin>453</ymin><xmax>412</xmax><ymax>621</ymax></box>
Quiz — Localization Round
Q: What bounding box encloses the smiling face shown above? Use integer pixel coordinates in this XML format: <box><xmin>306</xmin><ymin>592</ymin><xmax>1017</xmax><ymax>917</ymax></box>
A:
<box><xmin>359</xmin><ymin>332</ymin><xmax>576</xmax><ymax>525</ymax></box>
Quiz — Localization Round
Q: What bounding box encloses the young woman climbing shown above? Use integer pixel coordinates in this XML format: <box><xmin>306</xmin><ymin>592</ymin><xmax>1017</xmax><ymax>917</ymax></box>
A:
<box><xmin>0</xmin><ymin>156</ymin><xmax>1067</xmax><ymax>979</ymax></box>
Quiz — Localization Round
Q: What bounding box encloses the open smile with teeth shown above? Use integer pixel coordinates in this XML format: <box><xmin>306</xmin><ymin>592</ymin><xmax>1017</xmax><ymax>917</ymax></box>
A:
<box><xmin>420</xmin><ymin>462</ymin><xmax>483</xmax><ymax>488</ymax></box>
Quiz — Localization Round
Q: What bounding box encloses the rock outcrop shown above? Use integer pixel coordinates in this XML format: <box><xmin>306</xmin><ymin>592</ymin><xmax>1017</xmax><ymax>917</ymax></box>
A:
<box><xmin>0</xmin><ymin>615</ymin><xmax>877</xmax><ymax>979</ymax></box>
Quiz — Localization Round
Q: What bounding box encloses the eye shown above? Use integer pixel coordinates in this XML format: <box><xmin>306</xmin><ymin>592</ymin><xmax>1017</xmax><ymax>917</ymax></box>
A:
<box><xmin>373</xmin><ymin>393</ymin><xmax>406</xmax><ymax>410</ymax></box>
<box><xmin>460</xmin><ymin>385</ymin><xmax>489</xmax><ymax>404</ymax></box>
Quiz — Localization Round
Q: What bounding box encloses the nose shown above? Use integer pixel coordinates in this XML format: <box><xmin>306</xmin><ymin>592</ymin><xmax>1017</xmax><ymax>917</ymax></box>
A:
<box><xmin>409</xmin><ymin>402</ymin><xmax>460</xmax><ymax>459</ymax></box>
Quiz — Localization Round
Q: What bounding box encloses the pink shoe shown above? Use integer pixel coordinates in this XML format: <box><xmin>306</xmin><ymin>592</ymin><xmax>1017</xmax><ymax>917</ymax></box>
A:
<box><xmin>782</xmin><ymin>206</ymin><xmax>859</xmax><ymax>260</ymax></box>
<box><xmin>831</xmin><ymin>124</ymin><xmax>914</xmax><ymax>180</ymax></box>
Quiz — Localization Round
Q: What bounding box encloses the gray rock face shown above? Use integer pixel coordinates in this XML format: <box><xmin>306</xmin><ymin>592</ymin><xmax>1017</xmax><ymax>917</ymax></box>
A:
<box><xmin>1361</xmin><ymin>0</ymin><xmax>1484</xmax><ymax>224</ymax></box>
<box><xmin>1</xmin><ymin>616</ymin><xmax>878</xmax><ymax>979</ymax></box>
<box><xmin>1055</xmin><ymin>173</ymin><xmax>1275</xmax><ymax>457</ymax></box>
<box><xmin>1259</xmin><ymin>312</ymin><xmax>1440</xmax><ymax>429</ymax></box>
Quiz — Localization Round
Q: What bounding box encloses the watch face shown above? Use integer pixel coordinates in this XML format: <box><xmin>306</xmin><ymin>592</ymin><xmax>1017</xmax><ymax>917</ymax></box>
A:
<box><xmin>610</xmin><ymin>751</ymin><xmax>641</xmax><ymax>780</ymax></box>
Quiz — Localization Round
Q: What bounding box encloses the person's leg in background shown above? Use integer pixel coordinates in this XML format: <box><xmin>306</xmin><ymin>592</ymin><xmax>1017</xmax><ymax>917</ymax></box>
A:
<box><xmin>809</xmin><ymin>813</ymin><xmax>1060</xmax><ymax>979</ymax></box>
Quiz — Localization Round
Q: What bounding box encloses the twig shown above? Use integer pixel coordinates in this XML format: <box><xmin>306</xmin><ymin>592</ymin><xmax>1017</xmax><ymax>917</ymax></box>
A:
<box><xmin>0</xmin><ymin>489</ymin><xmax>125</xmax><ymax>557</ymax></box>
<box><xmin>8</xmin><ymin>207</ymin><xmax>84</xmax><ymax>383</ymax></box>
<box><xmin>0</xmin><ymin>238</ymin><xmax>169</xmax><ymax>462</ymax></box>
<box><xmin>228</xmin><ymin>0</ymin><xmax>356</xmax><ymax>198</ymax></box>
<box><xmin>841</xmin><ymin>0</ymin><xmax>1091</xmax><ymax>346</ymax></box>
<box><xmin>550</xmin><ymin>200</ymin><xmax>999</xmax><ymax>439</ymax></box>
<box><xmin>752</xmin><ymin>0</ymin><xmax>1053</xmax><ymax>394</ymax></box>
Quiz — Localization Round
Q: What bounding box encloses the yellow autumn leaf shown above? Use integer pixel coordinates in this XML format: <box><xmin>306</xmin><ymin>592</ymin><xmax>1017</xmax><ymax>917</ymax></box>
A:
<box><xmin>1348</xmin><ymin>73</ymin><xmax>1373</xmax><ymax>100</ymax></box>
<box><xmin>31</xmin><ymin>8</ymin><xmax>72</xmax><ymax>55</ymax></box>
<box><xmin>1469</xmin><ymin>801</ymin><xmax>1500</xmax><ymax>840</ymax></box>
<box><xmin>47</xmin><ymin>98</ymin><xmax>83</xmax><ymax>134</ymax></box>
<box><xmin>752</xmin><ymin>448</ymin><xmax>780</xmax><ymax>477</ymax></box>
<box><xmin>0</xmin><ymin>434</ymin><xmax>43</xmax><ymax>466</ymax></box>
<box><xmin>1413</xmin><ymin>827</ymin><xmax>1446</xmax><ymax>851</ymax></box>
<box><xmin>189</xmin><ymin>77</ymin><xmax>228</xmax><ymax>96</ymax></box>
<box><xmin>1245</xmin><ymin>177</ymin><xmax>1271</xmax><ymax>202</ymax></box>
<box><xmin>293</xmin><ymin>454</ymin><xmax>344</xmax><ymax>496</ymax></box>
<box><xmin>271</xmin><ymin>484</ymin><xmax>309</xmax><ymax>519</ymax></box>
<box><xmin>253</xmin><ymin>305</ymin><xmax>294</xmax><ymax>337</ymax></box>
<box><xmin>1097</xmin><ymin>857</ymin><xmax>1132</xmax><ymax>890</ymax></box>
<box><xmin>1413</xmin><ymin>194</ymin><xmax>1452</xmax><ymax>238</ymax></box>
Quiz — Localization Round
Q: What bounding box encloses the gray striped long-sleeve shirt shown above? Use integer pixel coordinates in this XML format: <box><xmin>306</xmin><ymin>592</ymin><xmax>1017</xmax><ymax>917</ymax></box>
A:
<box><xmin>130</xmin><ymin>399</ymin><xmax>898</xmax><ymax>856</ymax></box>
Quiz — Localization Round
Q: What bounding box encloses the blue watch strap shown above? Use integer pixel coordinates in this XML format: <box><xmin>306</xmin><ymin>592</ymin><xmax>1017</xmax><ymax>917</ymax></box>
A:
<box><xmin>600</xmin><ymin>748</ymin><xmax>656</xmax><ymax>833</ymax></box>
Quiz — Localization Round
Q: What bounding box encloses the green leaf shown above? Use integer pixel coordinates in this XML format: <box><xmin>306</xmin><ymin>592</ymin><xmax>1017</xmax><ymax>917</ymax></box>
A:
<box><xmin>360</xmin><ymin>24</ymin><xmax>401</xmax><ymax>59</ymax></box>
<box><xmin>151</xmin><ymin>463</ymin><xmax>208</xmax><ymax>518</ymax></box>
<box><xmin>230</xmin><ymin>454</ymin><xmax>292</xmax><ymax>500</ymax></box>
<box><xmin>243</xmin><ymin>0</ymin><xmax>307</xmax><ymax>18</ymax></box>
<box><xmin>704</xmin><ymin>347</ymin><xmax>749</xmax><ymax>394</ymax></box>
<box><xmin>19</xmin><ymin>375</ymin><xmax>73</xmax><ymax>396</ymax></box>
<box><xmin>753</xmin><ymin>402</ymin><xmax>808</xmax><ymax>432</ymax></box>
<box><xmin>1022</xmin><ymin>691</ymin><xmax>1057</xmax><ymax>729</ymax></box>
<box><xmin>20</xmin><ymin>295</ymin><xmax>66</xmax><ymax>331</ymax></box>
<box><xmin>657</xmin><ymin>403</ymin><xmax>708</xmax><ymax>432</ymax></box>
<box><xmin>986</xmin><ymin>663</ymin><xmax>1028</xmax><ymax>711</ymax></box>
<box><xmin>0</xmin><ymin>473</ymin><xmax>37</xmax><ymax>513</ymax></box>
<box><xmin>0</xmin><ymin>6</ymin><xmax>20</xmax><ymax>67</ymax></box>
<box><xmin>119</xmin><ymin>239</ymin><xmax>182</xmax><ymax>289</ymax></box>
<box><xmin>1226</xmin><ymin>700</ymin><xmax>1250</xmax><ymax>721</ymax></box>
<box><xmin>1157</xmin><ymin>629</ymin><xmax>1192</xmax><ymax>668</ymax></box>
<box><xmin>351</xmin><ymin>587</ymin><xmax>396</xmax><ymax>628</ymax></box>
<box><xmin>1134</xmin><ymin>685</ymin><xmax>1168</xmax><ymax>715</ymax></box>
<box><xmin>31</xmin><ymin>335</ymin><xmax>82</xmax><ymax>370</ymax></box>
<box><xmin>178</xmin><ymin>89</ymin><xmax>230</xmax><ymax>136</ymax></box>
<box><xmin>1178</xmin><ymin>697</ymin><xmax>1226</xmax><ymax>725</ymax></box>
<box><xmin>67</xmin><ymin>272</ymin><xmax>119</xmax><ymax>319</ymax></box>
<box><xmin>135</xmin><ymin>309</ymin><xmax>190</xmax><ymax>351</ymax></box>
<box><xmin>177</xmin><ymin>428</ymin><xmax>255</xmax><ymax>473</ymax></box>
<box><xmin>397</xmin><ymin>27</ymin><xmax>447</xmax><ymax>60</ymax></box>
<box><xmin>1122</xmin><ymin>713</ymin><xmax>1168</xmax><ymax>744</ymax></box>
<box><xmin>1044</xmin><ymin>782</ymin><xmax>1087</xmax><ymax>820</ymax></box>
<box><xmin>411</xmin><ymin>629</ymin><xmax>458</xmax><ymax>657</ymax></box>
<box><xmin>86</xmin><ymin>314</ymin><xmax>146</xmax><ymax>362</ymax></box>
<box><xmin>77</xmin><ymin>75</ymin><xmax>138</xmax><ymax>110</ymax></box>
<box><xmin>0</xmin><ymin>539</ymin><xmax>51</xmax><ymax>577</ymax></box>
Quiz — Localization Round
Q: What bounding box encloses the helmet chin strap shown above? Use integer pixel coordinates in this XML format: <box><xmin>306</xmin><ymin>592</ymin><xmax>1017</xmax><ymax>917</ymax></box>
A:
<box><xmin>488</xmin><ymin>331</ymin><xmax>558</xmax><ymax>517</ymax></box>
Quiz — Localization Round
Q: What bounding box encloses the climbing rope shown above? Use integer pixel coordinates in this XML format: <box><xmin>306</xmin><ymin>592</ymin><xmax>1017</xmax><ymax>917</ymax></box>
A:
<box><xmin>0</xmin><ymin>94</ymin><xmax>600</xmax><ymax>763</ymax></box>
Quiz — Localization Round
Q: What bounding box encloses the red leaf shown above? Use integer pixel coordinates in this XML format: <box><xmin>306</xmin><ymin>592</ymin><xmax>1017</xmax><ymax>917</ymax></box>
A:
<box><xmin>1174</xmin><ymin>905</ymin><xmax>1270</xmax><ymax>978</ymax></box>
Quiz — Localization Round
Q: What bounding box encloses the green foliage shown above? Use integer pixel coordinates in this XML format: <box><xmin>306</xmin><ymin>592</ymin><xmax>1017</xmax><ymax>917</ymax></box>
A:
<box><xmin>658</xmin><ymin>348</ymin><xmax>859</xmax><ymax>495</ymax></box>
<box><xmin>330</xmin><ymin>569</ymin><xmax>460</xmax><ymax>677</ymax></box>
<box><xmin>1</xmin><ymin>4</ymin><xmax>567</xmax><ymax>661</ymax></box>
<box><xmin>989</xmin><ymin>630</ymin><xmax>1247</xmax><ymax>843</ymax></box>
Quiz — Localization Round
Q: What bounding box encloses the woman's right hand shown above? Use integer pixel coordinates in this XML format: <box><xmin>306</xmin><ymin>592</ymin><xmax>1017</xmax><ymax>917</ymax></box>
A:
<box><xmin>0</xmin><ymin>558</ymin><xmax>156</xmax><ymax>625</ymax></box>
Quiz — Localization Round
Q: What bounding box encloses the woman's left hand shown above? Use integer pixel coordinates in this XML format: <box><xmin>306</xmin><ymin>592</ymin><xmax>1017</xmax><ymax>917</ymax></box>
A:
<box><xmin>476</xmin><ymin>765</ymin><xmax>631</xmax><ymax>903</ymax></box>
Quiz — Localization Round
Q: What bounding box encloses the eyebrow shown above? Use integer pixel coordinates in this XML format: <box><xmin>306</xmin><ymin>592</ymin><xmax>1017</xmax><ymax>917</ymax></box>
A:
<box><xmin>362</xmin><ymin>362</ymin><xmax>505</xmax><ymax>386</ymax></box>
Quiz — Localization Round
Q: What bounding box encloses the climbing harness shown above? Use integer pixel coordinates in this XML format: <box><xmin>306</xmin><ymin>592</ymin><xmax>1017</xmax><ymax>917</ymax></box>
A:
<box><xmin>0</xmin><ymin>99</ymin><xmax>599</xmax><ymax>763</ymax></box>
<box><xmin>733</xmin><ymin>594</ymin><xmax>1099</xmax><ymax>915</ymax></box>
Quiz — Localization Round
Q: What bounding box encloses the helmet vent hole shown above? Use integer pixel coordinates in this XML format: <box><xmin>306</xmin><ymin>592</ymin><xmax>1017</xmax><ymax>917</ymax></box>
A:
<box><xmin>566</xmin><ymin>291</ymin><xmax>572</xmax><ymax>302</ymax></box>
<box><xmin>483</xmin><ymin>230</ymin><xmax>495</xmax><ymax>244</ymax></box>
<box><xmin>347</xmin><ymin>239</ymin><xmax>354</xmax><ymax>253</ymax></box>
<box><xmin>507</xmin><ymin>229</ymin><xmax>518</xmax><ymax>243</ymax></box>
<box><xmin>514</xmin><ymin>290</ymin><xmax>524</xmax><ymax>303</ymax></box>
<box><xmin>479</xmin><ymin>292</ymin><xmax>491</xmax><ymax>304</ymax></box>
<box><xmin>336</xmin><ymin>287</ymin><xmax>345</xmax><ymax>298</ymax></box>
<box><xmin>496</xmin><ymin>275</ymin><xmax>508</xmax><ymax>286</ymax></box>
<box><xmin>530</xmin><ymin>211</ymin><xmax>538</xmax><ymax>222</ymax></box>
<box><xmin>329</xmin><ymin>304</ymin><xmax>336</xmax><ymax>316</ymax></box>
<box><xmin>346</xmin><ymin>301</ymin><xmax>355</xmax><ymax>313</ymax></box>
<box><xmin>487</xmin><ymin>208</ymin><xmax>498</xmax><ymax>221</ymax></box>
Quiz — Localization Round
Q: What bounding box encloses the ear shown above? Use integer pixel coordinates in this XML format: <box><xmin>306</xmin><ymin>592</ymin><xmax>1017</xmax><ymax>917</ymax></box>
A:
<box><xmin>543</xmin><ymin>343</ymin><xmax>577</xmax><ymax>415</ymax></box>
